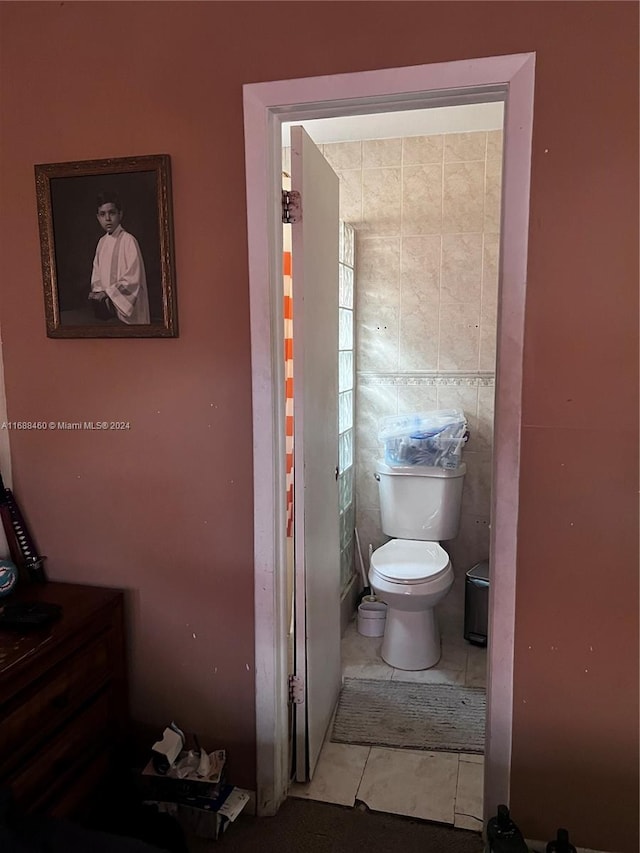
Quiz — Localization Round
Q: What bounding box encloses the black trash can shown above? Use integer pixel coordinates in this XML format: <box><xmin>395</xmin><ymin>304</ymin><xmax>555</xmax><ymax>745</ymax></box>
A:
<box><xmin>464</xmin><ymin>560</ymin><xmax>489</xmax><ymax>646</ymax></box>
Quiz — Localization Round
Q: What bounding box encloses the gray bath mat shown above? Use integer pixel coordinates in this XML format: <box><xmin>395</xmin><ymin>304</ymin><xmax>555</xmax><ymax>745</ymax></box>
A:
<box><xmin>331</xmin><ymin>678</ymin><xmax>486</xmax><ymax>753</ymax></box>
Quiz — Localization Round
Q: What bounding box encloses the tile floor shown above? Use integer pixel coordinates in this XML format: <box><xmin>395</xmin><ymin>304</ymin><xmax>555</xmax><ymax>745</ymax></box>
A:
<box><xmin>290</xmin><ymin>591</ymin><xmax>487</xmax><ymax>832</ymax></box>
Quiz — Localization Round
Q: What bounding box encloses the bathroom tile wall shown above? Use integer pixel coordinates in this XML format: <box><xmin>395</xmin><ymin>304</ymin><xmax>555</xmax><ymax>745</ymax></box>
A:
<box><xmin>321</xmin><ymin>130</ymin><xmax>503</xmax><ymax>586</ymax></box>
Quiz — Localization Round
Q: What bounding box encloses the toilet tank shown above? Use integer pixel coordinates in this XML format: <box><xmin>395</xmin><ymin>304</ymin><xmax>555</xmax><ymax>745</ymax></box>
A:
<box><xmin>375</xmin><ymin>461</ymin><xmax>466</xmax><ymax>541</ymax></box>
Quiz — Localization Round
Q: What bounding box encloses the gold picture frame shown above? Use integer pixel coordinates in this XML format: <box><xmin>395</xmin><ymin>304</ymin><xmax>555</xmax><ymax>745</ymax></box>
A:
<box><xmin>35</xmin><ymin>154</ymin><xmax>178</xmax><ymax>338</ymax></box>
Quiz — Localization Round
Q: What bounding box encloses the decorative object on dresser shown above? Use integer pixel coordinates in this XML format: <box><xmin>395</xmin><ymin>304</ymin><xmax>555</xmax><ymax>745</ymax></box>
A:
<box><xmin>0</xmin><ymin>582</ymin><xmax>128</xmax><ymax>818</ymax></box>
<box><xmin>0</xmin><ymin>560</ymin><xmax>18</xmax><ymax>599</ymax></box>
<box><xmin>0</xmin><ymin>471</ymin><xmax>47</xmax><ymax>585</ymax></box>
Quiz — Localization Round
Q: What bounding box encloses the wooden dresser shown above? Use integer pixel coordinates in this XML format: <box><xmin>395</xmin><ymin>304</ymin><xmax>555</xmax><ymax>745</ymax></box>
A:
<box><xmin>0</xmin><ymin>582</ymin><xmax>127</xmax><ymax>817</ymax></box>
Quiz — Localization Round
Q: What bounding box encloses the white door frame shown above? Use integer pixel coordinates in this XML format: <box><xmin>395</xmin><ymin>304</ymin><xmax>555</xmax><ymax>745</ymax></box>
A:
<box><xmin>243</xmin><ymin>52</ymin><xmax>535</xmax><ymax>820</ymax></box>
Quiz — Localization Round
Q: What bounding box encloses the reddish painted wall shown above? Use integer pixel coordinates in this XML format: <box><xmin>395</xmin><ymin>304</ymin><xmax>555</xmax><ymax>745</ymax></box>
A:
<box><xmin>0</xmin><ymin>2</ymin><xmax>637</xmax><ymax>847</ymax></box>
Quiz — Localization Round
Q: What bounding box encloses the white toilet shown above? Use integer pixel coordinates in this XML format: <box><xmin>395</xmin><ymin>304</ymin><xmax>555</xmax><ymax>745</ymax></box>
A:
<box><xmin>369</xmin><ymin>461</ymin><xmax>466</xmax><ymax>671</ymax></box>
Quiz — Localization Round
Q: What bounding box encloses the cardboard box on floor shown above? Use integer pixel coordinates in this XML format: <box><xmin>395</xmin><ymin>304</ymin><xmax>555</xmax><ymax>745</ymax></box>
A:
<box><xmin>140</xmin><ymin>753</ymin><xmax>226</xmax><ymax>804</ymax></box>
<box><xmin>149</xmin><ymin>788</ymin><xmax>251</xmax><ymax>841</ymax></box>
<box><xmin>139</xmin><ymin>751</ymin><xmax>249</xmax><ymax>840</ymax></box>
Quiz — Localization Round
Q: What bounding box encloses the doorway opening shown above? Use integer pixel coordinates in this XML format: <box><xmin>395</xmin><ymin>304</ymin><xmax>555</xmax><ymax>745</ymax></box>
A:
<box><xmin>243</xmin><ymin>52</ymin><xmax>535</xmax><ymax>825</ymax></box>
<box><xmin>284</xmin><ymin>103</ymin><xmax>503</xmax><ymax>830</ymax></box>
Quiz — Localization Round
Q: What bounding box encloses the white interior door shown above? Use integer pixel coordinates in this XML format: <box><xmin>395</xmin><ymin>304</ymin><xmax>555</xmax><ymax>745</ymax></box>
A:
<box><xmin>291</xmin><ymin>126</ymin><xmax>341</xmax><ymax>782</ymax></box>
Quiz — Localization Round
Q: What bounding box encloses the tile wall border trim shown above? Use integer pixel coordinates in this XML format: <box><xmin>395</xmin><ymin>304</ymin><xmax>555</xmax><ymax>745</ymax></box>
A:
<box><xmin>358</xmin><ymin>373</ymin><xmax>495</xmax><ymax>387</ymax></box>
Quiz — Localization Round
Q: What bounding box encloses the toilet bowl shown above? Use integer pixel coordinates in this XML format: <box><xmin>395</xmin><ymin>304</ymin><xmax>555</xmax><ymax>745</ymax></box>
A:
<box><xmin>370</xmin><ymin>461</ymin><xmax>466</xmax><ymax>671</ymax></box>
<box><xmin>369</xmin><ymin>539</ymin><xmax>454</xmax><ymax>669</ymax></box>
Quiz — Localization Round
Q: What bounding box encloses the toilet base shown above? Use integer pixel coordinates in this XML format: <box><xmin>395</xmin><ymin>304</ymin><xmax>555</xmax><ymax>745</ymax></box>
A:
<box><xmin>381</xmin><ymin>606</ymin><xmax>441</xmax><ymax>670</ymax></box>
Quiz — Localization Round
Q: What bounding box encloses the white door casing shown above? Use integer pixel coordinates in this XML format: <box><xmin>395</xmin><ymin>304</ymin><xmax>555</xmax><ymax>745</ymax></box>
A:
<box><xmin>243</xmin><ymin>53</ymin><xmax>535</xmax><ymax>819</ymax></box>
<box><xmin>290</xmin><ymin>126</ymin><xmax>341</xmax><ymax>782</ymax></box>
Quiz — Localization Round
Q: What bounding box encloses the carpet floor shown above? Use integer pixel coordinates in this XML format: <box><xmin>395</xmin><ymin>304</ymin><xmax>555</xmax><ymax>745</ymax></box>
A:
<box><xmin>331</xmin><ymin>678</ymin><xmax>486</xmax><ymax>753</ymax></box>
<box><xmin>187</xmin><ymin>798</ymin><xmax>485</xmax><ymax>853</ymax></box>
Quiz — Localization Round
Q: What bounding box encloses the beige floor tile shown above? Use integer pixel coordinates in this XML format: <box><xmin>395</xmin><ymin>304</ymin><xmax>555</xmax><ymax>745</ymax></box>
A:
<box><xmin>341</xmin><ymin>620</ymin><xmax>393</xmax><ymax>680</ymax></box>
<box><xmin>289</xmin><ymin>741</ymin><xmax>371</xmax><ymax>807</ymax></box>
<box><xmin>335</xmin><ymin>620</ymin><xmax>486</xmax><ymax>826</ymax></box>
<box><xmin>465</xmin><ymin>645</ymin><xmax>487</xmax><ymax>688</ymax></box>
<box><xmin>343</xmin><ymin>662</ymin><xmax>393</xmax><ymax>680</ymax></box>
<box><xmin>459</xmin><ymin>753</ymin><xmax>484</xmax><ymax>765</ymax></box>
<box><xmin>390</xmin><ymin>666</ymin><xmax>465</xmax><ymax>686</ymax></box>
<box><xmin>454</xmin><ymin>813</ymin><xmax>483</xmax><ymax>831</ymax></box>
<box><xmin>357</xmin><ymin>747</ymin><xmax>458</xmax><ymax>824</ymax></box>
<box><xmin>455</xmin><ymin>755</ymin><xmax>484</xmax><ymax>822</ymax></box>
<box><xmin>342</xmin><ymin>661</ymin><xmax>393</xmax><ymax>681</ymax></box>
<box><xmin>438</xmin><ymin>640</ymin><xmax>469</xmax><ymax>672</ymax></box>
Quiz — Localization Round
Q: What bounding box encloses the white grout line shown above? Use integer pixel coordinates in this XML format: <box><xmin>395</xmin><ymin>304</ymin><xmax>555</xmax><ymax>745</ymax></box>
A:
<box><xmin>354</xmin><ymin>745</ymin><xmax>372</xmax><ymax>802</ymax></box>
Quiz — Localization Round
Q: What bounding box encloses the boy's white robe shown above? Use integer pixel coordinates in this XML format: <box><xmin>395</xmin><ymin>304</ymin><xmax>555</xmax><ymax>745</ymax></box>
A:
<box><xmin>90</xmin><ymin>225</ymin><xmax>150</xmax><ymax>324</ymax></box>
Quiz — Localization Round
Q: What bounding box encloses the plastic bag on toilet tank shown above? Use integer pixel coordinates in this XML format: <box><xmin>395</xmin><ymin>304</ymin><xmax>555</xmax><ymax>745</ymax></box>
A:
<box><xmin>378</xmin><ymin>409</ymin><xmax>468</xmax><ymax>469</ymax></box>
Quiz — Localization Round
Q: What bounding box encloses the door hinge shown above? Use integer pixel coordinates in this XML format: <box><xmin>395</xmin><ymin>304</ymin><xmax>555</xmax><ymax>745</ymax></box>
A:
<box><xmin>288</xmin><ymin>674</ymin><xmax>304</xmax><ymax>704</ymax></box>
<box><xmin>282</xmin><ymin>190</ymin><xmax>301</xmax><ymax>224</ymax></box>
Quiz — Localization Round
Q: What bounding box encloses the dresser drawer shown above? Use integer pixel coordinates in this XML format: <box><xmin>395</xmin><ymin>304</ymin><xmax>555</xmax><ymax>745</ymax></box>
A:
<box><xmin>8</xmin><ymin>689</ymin><xmax>112</xmax><ymax>812</ymax></box>
<box><xmin>0</xmin><ymin>583</ymin><xmax>128</xmax><ymax>819</ymax></box>
<box><xmin>0</xmin><ymin>631</ymin><xmax>111</xmax><ymax>770</ymax></box>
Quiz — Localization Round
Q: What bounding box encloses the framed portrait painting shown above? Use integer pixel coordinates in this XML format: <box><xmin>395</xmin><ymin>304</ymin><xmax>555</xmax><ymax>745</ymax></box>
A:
<box><xmin>34</xmin><ymin>154</ymin><xmax>178</xmax><ymax>338</ymax></box>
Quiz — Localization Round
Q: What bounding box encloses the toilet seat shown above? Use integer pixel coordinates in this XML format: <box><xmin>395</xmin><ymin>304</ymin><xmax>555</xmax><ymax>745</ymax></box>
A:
<box><xmin>370</xmin><ymin>539</ymin><xmax>450</xmax><ymax>584</ymax></box>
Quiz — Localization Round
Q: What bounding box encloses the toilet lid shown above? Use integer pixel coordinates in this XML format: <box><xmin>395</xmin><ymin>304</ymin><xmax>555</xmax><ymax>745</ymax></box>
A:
<box><xmin>370</xmin><ymin>540</ymin><xmax>450</xmax><ymax>584</ymax></box>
